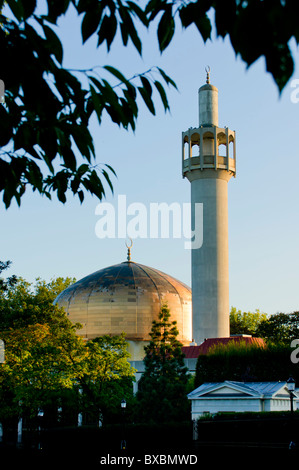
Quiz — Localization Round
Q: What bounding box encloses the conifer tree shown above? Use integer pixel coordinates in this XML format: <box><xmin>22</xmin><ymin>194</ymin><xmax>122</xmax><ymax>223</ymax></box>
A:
<box><xmin>136</xmin><ymin>303</ymin><xmax>190</xmax><ymax>423</ymax></box>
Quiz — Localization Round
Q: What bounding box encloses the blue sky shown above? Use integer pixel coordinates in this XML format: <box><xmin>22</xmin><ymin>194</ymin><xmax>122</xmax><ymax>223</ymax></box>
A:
<box><xmin>1</xmin><ymin>5</ymin><xmax>299</xmax><ymax>316</ymax></box>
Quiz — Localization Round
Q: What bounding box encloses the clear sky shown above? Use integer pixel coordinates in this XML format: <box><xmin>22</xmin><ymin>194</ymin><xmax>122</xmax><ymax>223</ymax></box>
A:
<box><xmin>1</xmin><ymin>5</ymin><xmax>299</xmax><ymax>317</ymax></box>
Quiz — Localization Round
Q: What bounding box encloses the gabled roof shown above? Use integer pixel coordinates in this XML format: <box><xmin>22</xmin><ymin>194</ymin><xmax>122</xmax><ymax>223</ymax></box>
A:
<box><xmin>188</xmin><ymin>381</ymin><xmax>299</xmax><ymax>400</ymax></box>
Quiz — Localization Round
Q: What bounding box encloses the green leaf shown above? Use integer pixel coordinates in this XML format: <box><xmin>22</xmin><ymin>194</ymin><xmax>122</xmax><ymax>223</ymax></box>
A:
<box><xmin>81</xmin><ymin>5</ymin><xmax>103</xmax><ymax>43</ymax></box>
<box><xmin>89</xmin><ymin>84</ymin><xmax>103</xmax><ymax>125</ymax></box>
<box><xmin>97</xmin><ymin>14</ymin><xmax>117</xmax><ymax>50</ymax></box>
<box><xmin>101</xmin><ymin>78</ymin><xmax>121</xmax><ymax>107</ymax></box>
<box><xmin>103</xmin><ymin>65</ymin><xmax>130</xmax><ymax>86</ymax></box>
<box><xmin>194</xmin><ymin>13</ymin><xmax>211</xmax><ymax>42</ymax></box>
<box><xmin>77</xmin><ymin>163</ymin><xmax>90</xmax><ymax>176</ymax></box>
<box><xmin>70</xmin><ymin>174</ymin><xmax>80</xmax><ymax>194</ymax></box>
<box><xmin>71</xmin><ymin>124</ymin><xmax>94</xmax><ymax>162</ymax></box>
<box><xmin>145</xmin><ymin>0</ymin><xmax>163</xmax><ymax>21</ymax></box>
<box><xmin>102</xmin><ymin>168</ymin><xmax>114</xmax><ymax>193</ymax></box>
<box><xmin>138</xmin><ymin>85</ymin><xmax>155</xmax><ymax>115</ymax></box>
<box><xmin>62</xmin><ymin>147</ymin><xmax>77</xmax><ymax>172</ymax></box>
<box><xmin>154</xmin><ymin>80</ymin><xmax>169</xmax><ymax>111</ymax></box>
<box><xmin>127</xmin><ymin>1</ymin><xmax>148</xmax><ymax>26</ymax></box>
<box><xmin>104</xmin><ymin>163</ymin><xmax>117</xmax><ymax>177</ymax></box>
<box><xmin>126</xmin><ymin>18</ymin><xmax>142</xmax><ymax>54</ymax></box>
<box><xmin>120</xmin><ymin>20</ymin><xmax>129</xmax><ymax>46</ymax></box>
<box><xmin>26</xmin><ymin>160</ymin><xmax>43</xmax><ymax>193</ymax></box>
<box><xmin>140</xmin><ymin>76</ymin><xmax>152</xmax><ymax>98</ymax></box>
<box><xmin>82</xmin><ymin>169</ymin><xmax>105</xmax><ymax>199</ymax></box>
<box><xmin>157</xmin><ymin>67</ymin><xmax>177</xmax><ymax>89</ymax></box>
<box><xmin>54</xmin><ymin>170</ymin><xmax>68</xmax><ymax>203</ymax></box>
<box><xmin>179</xmin><ymin>4</ymin><xmax>211</xmax><ymax>42</ymax></box>
<box><xmin>123</xmin><ymin>87</ymin><xmax>138</xmax><ymax>121</ymax></box>
<box><xmin>88</xmin><ymin>75</ymin><xmax>103</xmax><ymax>91</ymax></box>
<box><xmin>78</xmin><ymin>190</ymin><xmax>84</xmax><ymax>203</ymax></box>
<box><xmin>42</xmin><ymin>24</ymin><xmax>63</xmax><ymax>64</ymax></box>
<box><xmin>265</xmin><ymin>42</ymin><xmax>294</xmax><ymax>93</ymax></box>
<box><xmin>45</xmin><ymin>0</ymin><xmax>71</xmax><ymax>22</ymax></box>
<box><xmin>118</xmin><ymin>4</ymin><xmax>142</xmax><ymax>54</ymax></box>
<box><xmin>157</xmin><ymin>5</ymin><xmax>175</xmax><ymax>52</ymax></box>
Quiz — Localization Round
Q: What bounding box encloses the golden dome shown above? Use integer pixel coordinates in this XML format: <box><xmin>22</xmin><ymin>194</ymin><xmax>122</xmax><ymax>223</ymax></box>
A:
<box><xmin>55</xmin><ymin>261</ymin><xmax>192</xmax><ymax>345</ymax></box>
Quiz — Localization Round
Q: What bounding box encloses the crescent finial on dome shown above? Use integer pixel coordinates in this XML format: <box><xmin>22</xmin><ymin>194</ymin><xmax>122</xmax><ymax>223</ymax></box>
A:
<box><xmin>126</xmin><ymin>238</ymin><xmax>133</xmax><ymax>261</ymax></box>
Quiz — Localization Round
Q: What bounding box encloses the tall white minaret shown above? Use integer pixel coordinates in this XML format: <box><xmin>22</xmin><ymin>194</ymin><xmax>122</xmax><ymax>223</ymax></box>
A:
<box><xmin>182</xmin><ymin>68</ymin><xmax>236</xmax><ymax>345</ymax></box>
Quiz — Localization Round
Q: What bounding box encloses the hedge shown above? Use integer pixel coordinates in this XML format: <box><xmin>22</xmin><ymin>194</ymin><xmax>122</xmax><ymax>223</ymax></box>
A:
<box><xmin>195</xmin><ymin>342</ymin><xmax>298</xmax><ymax>388</ymax></box>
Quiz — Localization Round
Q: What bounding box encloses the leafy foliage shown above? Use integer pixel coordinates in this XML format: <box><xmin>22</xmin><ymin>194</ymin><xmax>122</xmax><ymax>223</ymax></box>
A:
<box><xmin>0</xmin><ymin>260</ymin><xmax>18</xmax><ymax>292</ymax></box>
<box><xmin>0</xmin><ymin>274</ymin><xmax>83</xmax><ymax>416</ymax></box>
<box><xmin>194</xmin><ymin>341</ymin><xmax>296</xmax><ymax>388</ymax></box>
<box><xmin>0</xmin><ymin>0</ymin><xmax>176</xmax><ymax>207</ymax></box>
<box><xmin>146</xmin><ymin>0</ymin><xmax>297</xmax><ymax>91</ymax></box>
<box><xmin>256</xmin><ymin>311</ymin><xmax>299</xmax><ymax>345</ymax></box>
<box><xmin>0</xmin><ymin>276</ymin><xmax>76</xmax><ymax>329</ymax></box>
<box><xmin>136</xmin><ymin>303</ymin><xmax>190</xmax><ymax>423</ymax></box>
<box><xmin>194</xmin><ymin>308</ymin><xmax>299</xmax><ymax>387</ymax></box>
<box><xmin>230</xmin><ymin>306</ymin><xmax>267</xmax><ymax>336</ymax></box>
<box><xmin>0</xmin><ymin>0</ymin><xmax>298</xmax><ymax>207</ymax></box>
<box><xmin>0</xmin><ymin>272</ymin><xmax>135</xmax><ymax>423</ymax></box>
<box><xmin>79</xmin><ymin>334</ymin><xmax>135</xmax><ymax>422</ymax></box>
<box><xmin>229</xmin><ymin>307</ymin><xmax>299</xmax><ymax>345</ymax></box>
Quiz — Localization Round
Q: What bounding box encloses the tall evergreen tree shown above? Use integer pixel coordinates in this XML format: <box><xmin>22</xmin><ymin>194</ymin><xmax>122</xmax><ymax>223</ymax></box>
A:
<box><xmin>136</xmin><ymin>303</ymin><xmax>190</xmax><ymax>423</ymax></box>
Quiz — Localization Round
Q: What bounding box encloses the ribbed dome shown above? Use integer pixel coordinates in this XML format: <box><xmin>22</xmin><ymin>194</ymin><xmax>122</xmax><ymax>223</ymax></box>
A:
<box><xmin>55</xmin><ymin>261</ymin><xmax>192</xmax><ymax>344</ymax></box>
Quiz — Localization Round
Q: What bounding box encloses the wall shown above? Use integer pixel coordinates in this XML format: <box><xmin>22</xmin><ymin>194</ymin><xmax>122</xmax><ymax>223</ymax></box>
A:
<box><xmin>191</xmin><ymin>398</ymin><xmax>261</xmax><ymax>419</ymax></box>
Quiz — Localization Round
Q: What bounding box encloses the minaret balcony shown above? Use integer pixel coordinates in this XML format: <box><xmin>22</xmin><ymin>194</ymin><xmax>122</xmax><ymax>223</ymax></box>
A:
<box><xmin>182</xmin><ymin>125</ymin><xmax>236</xmax><ymax>177</ymax></box>
<box><xmin>182</xmin><ymin>155</ymin><xmax>236</xmax><ymax>175</ymax></box>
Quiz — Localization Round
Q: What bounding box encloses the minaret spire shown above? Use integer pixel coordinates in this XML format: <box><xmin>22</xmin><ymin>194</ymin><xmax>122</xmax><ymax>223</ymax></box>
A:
<box><xmin>198</xmin><ymin>68</ymin><xmax>218</xmax><ymax>127</ymax></box>
<box><xmin>205</xmin><ymin>66</ymin><xmax>211</xmax><ymax>84</ymax></box>
<box><xmin>182</xmin><ymin>70</ymin><xmax>237</xmax><ymax>344</ymax></box>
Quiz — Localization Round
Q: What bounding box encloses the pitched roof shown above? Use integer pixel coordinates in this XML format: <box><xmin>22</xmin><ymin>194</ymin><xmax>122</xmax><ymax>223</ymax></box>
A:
<box><xmin>182</xmin><ymin>336</ymin><xmax>266</xmax><ymax>358</ymax></box>
<box><xmin>188</xmin><ymin>381</ymin><xmax>299</xmax><ymax>400</ymax></box>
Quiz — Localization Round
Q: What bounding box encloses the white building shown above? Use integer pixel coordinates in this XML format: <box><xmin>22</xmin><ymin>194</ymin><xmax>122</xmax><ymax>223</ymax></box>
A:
<box><xmin>188</xmin><ymin>381</ymin><xmax>299</xmax><ymax>420</ymax></box>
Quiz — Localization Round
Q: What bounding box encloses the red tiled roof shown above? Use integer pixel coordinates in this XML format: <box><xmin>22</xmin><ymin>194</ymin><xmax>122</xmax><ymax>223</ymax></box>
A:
<box><xmin>182</xmin><ymin>336</ymin><xmax>266</xmax><ymax>359</ymax></box>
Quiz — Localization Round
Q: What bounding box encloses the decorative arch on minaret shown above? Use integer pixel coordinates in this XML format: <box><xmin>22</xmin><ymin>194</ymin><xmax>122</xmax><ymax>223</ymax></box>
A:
<box><xmin>182</xmin><ymin>126</ymin><xmax>236</xmax><ymax>176</ymax></box>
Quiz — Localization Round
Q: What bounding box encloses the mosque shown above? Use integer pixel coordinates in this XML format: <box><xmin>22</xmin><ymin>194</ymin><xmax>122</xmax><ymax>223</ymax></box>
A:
<box><xmin>55</xmin><ymin>247</ymin><xmax>192</xmax><ymax>362</ymax></box>
<box><xmin>55</xmin><ymin>70</ymin><xmax>242</xmax><ymax>381</ymax></box>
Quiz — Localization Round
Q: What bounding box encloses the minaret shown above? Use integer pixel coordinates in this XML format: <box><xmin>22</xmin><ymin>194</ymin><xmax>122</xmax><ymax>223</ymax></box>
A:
<box><xmin>182</xmin><ymin>68</ymin><xmax>236</xmax><ymax>345</ymax></box>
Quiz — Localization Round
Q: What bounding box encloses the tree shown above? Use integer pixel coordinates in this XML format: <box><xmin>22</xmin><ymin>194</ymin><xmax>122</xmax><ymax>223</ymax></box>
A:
<box><xmin>136</xmin><ymin>303</ymin><xmax>190</xmax><ymax>423</ymax></box>
<box><xmin>0</xmin><ymin>322</ymin><xmax>87</xmax><ymax>417</ymax></box>
<box><xmin>145</xmin><ymin>0</ymin><xmax>297</xmax><ymax>92</ymax></box>
<box><xmin>0</xmin><ymin>273</ymin><xmax>136</xmax><ymax>426</ymax></box>
<box><xmin>79</xmin><ymin>333</ymin><xmax>135</xmax><ymax>424</ymax></box>
<box><xmin>230</xmin><ymin>306</ymin><xmax>267</xmax><ymax>336</ymax></box>
<box><xmin>1</xmin><ymin>0</ymin><xmax>298</xmax><ymax>207</ymax></box>
<box><xmin>0</xmin><ymin>275</ymin><xmax>76</xmax><ymax>329</ymax></box>
<box><xmin>0</xmin><ymin>260</ymin><xmax>17</xmax><ymax>292</ymax></box>
<box><xmin>0</xmin><ymin>0</ymin><xmax>176</xmax><ymax>208</ymax></box>
<box><xmin>0</xmin><ymin>275</ymin><xmax>85</xmax><ymax>420</ymax></box>
<box><xmin>229</xmin><ymin>307</ymin><xmax>299</xmax><ymax>345</ymax></box>
<box><xmin>256</xmin><ymin>311</ymin><xmax>299</xmax><ymax>345</ymax></box>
